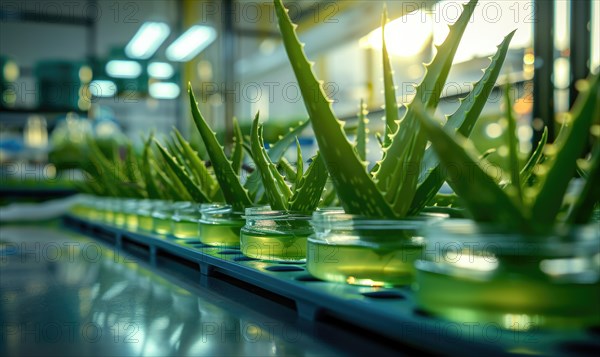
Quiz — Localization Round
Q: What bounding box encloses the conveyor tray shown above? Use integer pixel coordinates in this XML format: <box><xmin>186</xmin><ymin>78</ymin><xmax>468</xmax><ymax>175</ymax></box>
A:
<box><xmin>62</xmin><ymin>215</ymin><xmax>600</xmax><ymax>356</ymax></box>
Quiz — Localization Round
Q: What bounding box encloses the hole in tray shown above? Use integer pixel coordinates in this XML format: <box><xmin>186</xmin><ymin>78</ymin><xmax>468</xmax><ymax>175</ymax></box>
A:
<box><xmin>218</xmin><ymin>249</ymin><xmax>242</xmax><ymax>255</ymax></box>
<box><xmin>361</xmin><ymin>291</ymin><xmax>405</xmax><ymax>299</ymax></box>
<box><xmin>181</xmin><ymin>240</ymin><xmax>202</xmax><ymax>245</ymax></box>
<box><xmin>233</xmin><ymin>256</ymin><xmax>258</xmax><ymax>262</ymax></box>
<box><xmin>560</xmin><ymin>342</ymin><xmax>600</xmax><ymax>355</ymax></box>
<box><xmin>413</xmin><ymin>308</ymin><xmax>434</xmax><ymax>318</ymax></box>
<box><xmin>265</xmin><ymin>265</ymin><xmax>304</xmax><ymax>272</ymax></box>
<box><xmin>295</xmin><ymin>274</ymin><xmax>323</xmax><ymax>282</ymax></box>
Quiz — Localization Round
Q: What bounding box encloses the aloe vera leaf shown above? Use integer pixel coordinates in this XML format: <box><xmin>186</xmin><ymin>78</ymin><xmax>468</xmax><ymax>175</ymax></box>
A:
<box><xmin>294</xmin><ymin>138</ymin><xmax>304</xmax><ymax>187</ymax></box>
<box><xmin>531</xmin><ymin>74</ymin><xmax>600</xmax><ymax>225</ymax></box>
<box><xmin>142</xmin><ymin>134</ymin><xmax>161</xmax><ymax>199</ymax></box>
<box><xmin>231</xmin><ymin>117</ymin><xmax>244</xmax><ymax>174</ymax></box>
<box><xmin>409</xmin><ymin>31</ymin><xmax>515</xmax><ymax>213</ymax></box>
<box><xmin>87</xmin><ymin>156</ymin><xmax>120</xmax><ymax>197</ymax></box>
<box><xmin>374</xmin><ymin>0</ymin><xmax>479</xmax><ymax>193</ymax></box>
<box><xmin>381</xmin><ymin>9</ymin><xmax>399</xmax><ymax>147</ymax></box>
<box><xmin>150</xmin><ymin>156</ymin><xmax>187</xmax><ymax>201</ymax></box>
<box><xmin>173</xmin><ymin>128</ymin><xmax>218</xmax><ymax>196</ymax></box>
<box><xmin>245</xmin><ymin>120</ymin><xmax>309</xmax><ymax>198</ymax></box>
<box><xmin>504</xmin><ymin>83</ymin><xmax>523</xmax><ymax>203</ymax></box>
<box><xmin>165</xmin><ymin>137</ymin><xmax>191</xmax><ymax>174</ymax></box>
<box><xmin>87</xmin><ymin>138</ymin><xmax>140</xmax><ymax>197</ymax></box>
<box><xmin>275</xmin><ymin>0</ymin><xmax>396</xmax><ymax>218</ymax></box>
<box><xmin>417</xmin><ymin>107</ymin><xmax>529</xmax><ymax>229</ymax></box>
<box><xmin>188</xmin><ymin>84</ymin><xmax>252</xmax><ymax>210</ymax></box>
<box><xmin>520</xmin><ymin>127</ymin><xmax>548</xmax><ymax>185</ymax></box>
<box><xmin>250</xmin><ymin>112</ymin><xmax>292</xmax><ymax>210</ymax></box>
<box><xmin>289</xmin><ymin>152</ymin><xmax>329</xmax><ymax>213</ymax></box>
<box><xmin>319</xmin><ymin>179</ymin><xmax>338</xmax><ymax>207</ymax></box>
<box><xmin>280</xmin><ymin>157</ymin><xmax>297</xmax><ymax>180</ymax></box>
<box><xmin>356</xmin><ymin>99</ymin><xmax>367</xmax><ymax>161</ymax></box>
<box><xmin>567</xmin><ymin>145</ymin><xmax>600</xmax><ymax>224</ymax></box>
<box><xmin>154</xmin><ymin>140</ymin><xmax>206</xmax><ymax>202</ymax></box>
<box><xmin>386</xmin><ymin>120</ymin><xmax>428</xmax><ymax>216</ymax></box>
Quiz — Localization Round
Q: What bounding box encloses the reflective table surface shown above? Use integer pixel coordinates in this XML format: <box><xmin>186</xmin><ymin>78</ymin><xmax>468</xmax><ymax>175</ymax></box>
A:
<box><xmin>0</xmin><ymin>224</ymin><xmax>408</xmax><ymax>356</ymax></box>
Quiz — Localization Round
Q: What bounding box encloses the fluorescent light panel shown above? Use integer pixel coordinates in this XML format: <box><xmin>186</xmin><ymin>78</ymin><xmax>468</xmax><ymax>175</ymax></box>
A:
<box><xmin>166</xmin><ymin>25</ymin><xmax>217</xmax><ymax>62</ymax></box>
<box><xmin>148</xmin><ymin>62</ymin><xmax>174</xmax><ymax>79</ymax></box>
<box><xmin>149</xmin><ymin>82</ymin><xmax>180</xmax><ymax>99</ymax></box>
<box><xmin>105</xmin><ymin>60</ymin><xmax>142</xmax><ymax>79</ymax></box>
<box><xmin>89</xmin><ymin>80</ymin><xmax>117</xmax><ymax>97</ymax></box>
<box><xmin>125</xmin><ymin>22</ymin><xmax>170</xmax><ymax>59</ymax></box>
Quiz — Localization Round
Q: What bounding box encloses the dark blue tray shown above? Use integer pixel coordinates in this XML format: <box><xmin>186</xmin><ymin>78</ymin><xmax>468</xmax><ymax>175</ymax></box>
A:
<box><xmin>62</xmin><ymin>215</ymin><xmax>600</xmax><ymax>356</ymax></box>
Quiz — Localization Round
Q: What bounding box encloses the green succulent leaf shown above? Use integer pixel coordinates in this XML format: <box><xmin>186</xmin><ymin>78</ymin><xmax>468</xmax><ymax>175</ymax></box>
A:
<box><xmin>275</xmin><ymin>0</ymin><xmax>396</xmax><ymax>218</ymax></box>
<box><xmin>150</xmin><ymin>155</ymin><xmax>187</xmax><ymax>201</ymax></box>
<box><xmin>142</xmin><ymin>133</ymin><xmax>161</xmax><ymax>199</ymax></box>
<box><xmin>381</xmin><ymin>9</ymin><xmax>399</xmax><ymax>147</ymax></box>
<box><xmin>319</xmin><ymin>179</ymin><xmax>338</xmax><ymax>207</ymax></box>
<box><xmin>567</xmin><ymin>145</ymin><xmax>600</xmax><ymax>224</ymax></box>
<box><xmin>278</xmin><ymin>157</ymin><xmax>297</xmax><ymax>184</ymax></box>
<box><xmin>155</xmin><ymin>140</ymin><xmax>209</xmax><ymax>202</ymax></box>
<box><xmin>231</xmin><ymin>117</ymin><xmax>244</xmax><ymax>174</ymax></box>
<box><xmin>410</xmin><ymin>30</ymin><xmax>515</xmax><ymax>212</ymax></box>
<box><xmin>289</xmin><ymin>152</ymin><xmax>329</xmax><ymax>214</ymax></box>
<box><xmin>172</xmin><ymin>128</ymin><xmax>219</xmax><ymax>198</ymax></box>
<box><xmin>417</xmin><ymin>106</ymin><xmax>529</xmax><ymax>231</ymax></box>
<box><xmin>245</xmin><ymin>119</ymin><xmax>309</xmax><ymax>201</ymax></box>
<box><xmin>520</xmin><ymin>127</ymin><xmax>548</xmax><ymax>185</ymax></box>
<box><xmin>294</xmin><ymin>138</ymin><xmax>304</xmax><ymax>189</ymax></box>
<box><xmin>250</xmin><ymin>112</ymin><xmax>292</xmax><ymax>210</ymax></box>
<box><xmin>505</xmin><ymin>83</ymin><xmax>523</xmax><ymax>203</ymax></box>
<box><xmin>531</xmin><ymin>74</ymin><xmax>599</xmax><ymax>225</ymax></box>
<box><xmin>374</xmin><ymin>0</ymin><xmax>478</xmax><ymax>193</ymax></box>
<box><xmin>356</xmin><ymin>99</ymin><xmax>367</xmax><ymax>161</ymax></box>
<box><xmin>188</xmin><ymin>84</ymin><xmax>252</xmax><ymax>210</ymax></box>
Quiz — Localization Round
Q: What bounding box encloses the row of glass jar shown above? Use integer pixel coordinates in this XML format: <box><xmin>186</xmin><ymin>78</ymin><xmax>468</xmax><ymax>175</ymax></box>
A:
<box><xmin>70</xmin><ymin>195</ymin><xmax>600</xmax><ymax>330</ymax></box>
<box><xmin>70</xmin><ymin>196</ymin><xmax>435</xmax><ymax>285</ymax></box>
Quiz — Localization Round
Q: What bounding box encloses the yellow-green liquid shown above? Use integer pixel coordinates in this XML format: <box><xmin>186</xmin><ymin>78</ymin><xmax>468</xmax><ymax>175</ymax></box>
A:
<box><xmin>114</xmin><ymin>212</ymin><xmax>126</xmax><ymax>227</ymax></box>
<box><xmin>125</xmin><ymin>213</ymin><xmax>138</xmax><ymax>231</ymax></box>
<box><xmin>240</xmin><ymin>231</ymin><xmax>307</xmax><ymax>262</ymax></box>
<box><xmin>415</xmin><ymin>261</ymin><xmax>600</xmax><ymax>330</ymax></box>
<box><xmin>199</xmin><ymin>222</ymin><xmax>242</xmax><ymax>247</ymax></box>
<box><xmin>172</xmin><ymin>220</ymin><xmax>199</xmax><ymax>239</ymax></box>
<box><xmin>306</xmin><ymin>239</ymin><xmax>423</xmax><ymax>287</ymax></box>
<box><xmin>138</xmin><ymin>215</ymin><xmax>153</xmax><ymax>232</ymax></box>
<box><xmin>103</xmin><ymin>210</ymin><xmax>114</xmax><ymax>224</ymax></box>
<box><xmin>153</xmin><ymin>217</ymin><xmax>172</xmax><ymax>236</ymax></box>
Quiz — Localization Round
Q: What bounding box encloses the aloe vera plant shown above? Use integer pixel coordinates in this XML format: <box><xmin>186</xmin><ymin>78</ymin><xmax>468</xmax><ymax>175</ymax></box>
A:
<box><xmin>187</xmin><ymin>84</ymin><xmax>313</xmax><ymax>211</ymax></box>
<box><xmin>275</xmin><ymin>0</ymin><xmax>515</xmax><ymax>219</ymax></box>
<box><xmin>417</xmin><ymin>73</ymin><xmax>600</xmax><ymax>233</ymax></box>
<box><xmin>249</xmin><ymin>113</ymin><xmax>328</xmax><ymax>214</ymax></box>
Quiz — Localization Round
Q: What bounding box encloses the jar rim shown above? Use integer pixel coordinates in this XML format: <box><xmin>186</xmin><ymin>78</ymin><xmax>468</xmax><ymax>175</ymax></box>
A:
<box><xmin>244</xmin><ymin>206</ymin><xmax>312</xmax><ymax>220</ymax></box>
<box><xmin>424</xmin><ymin>219</ymin><xmax>600</xmax><ymax>254</ymax></box>
<box><xmin>311</xmin><ymin>208</ymin><xmax>445</xmax><ymax>230</ymax></box>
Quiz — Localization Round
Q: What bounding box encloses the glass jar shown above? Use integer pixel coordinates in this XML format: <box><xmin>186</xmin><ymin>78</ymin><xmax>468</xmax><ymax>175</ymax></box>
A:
<box><xmin>198</xmin><ymin>204</ymin><xmax>245</xmax><ymax>247</ymax></box>
<box><xmin>151</xmin><ymin>200</ymin><xmax>174</xmax><ymax>236</ymax></box>
<box><xmin>414</xmin><ymin>220</ymin><xmax>600</xmax><ymax>330</ymax></box>
<box><xmin>171</xmin><ymin>202</ymin><xmax>201</xmax><ymax>240</ymax></box>
<box><xmin>70</xmin><ymin>194</ymin><xmax>94</xmax><ymax>219</ymax></box>
<box><xmin>307</xmin><ymin>210</ymin><xmax>431</xmax><ymax>287</ymax></box>
<box><xmin>112</xmin><ymin>198</ymin><xmax>127</xmax><ymax>228</ymax></box>
<box><xmin>240</xmin><ymin>207</ymin><xmax>312</xmax><ymax>262</ymax></box>
<box><xmin>91</xmin><ymin>196</ymin><xmax>113</xmax><ymax>224</ymax></box>
<box><xmin>123</xmin><ymin>199</ymin><xmax>140</xmax><ymax>231</ymax></box>
<box><xmin>136</xmin><ymin>199</ymin><xmax>156</xmax><ymax>232</ymax></box>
